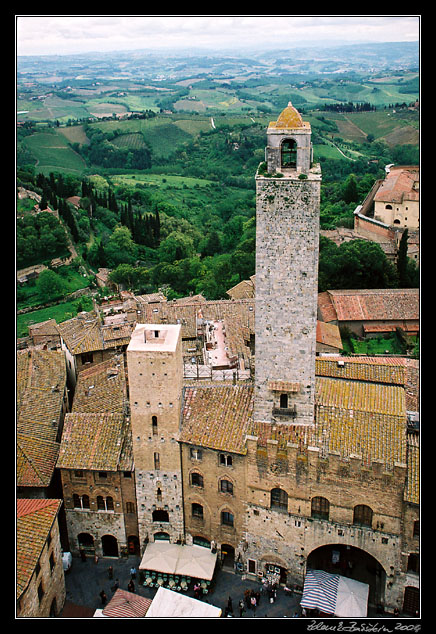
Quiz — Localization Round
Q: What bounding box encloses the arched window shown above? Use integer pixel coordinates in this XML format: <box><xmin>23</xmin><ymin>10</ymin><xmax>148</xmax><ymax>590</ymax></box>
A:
<box><xmin>192</xmin><ymin>503</ymin><xmax>203</xmax><ymax>519</ymax></box>
<box><xmin>73</xmin><ymin>494</ymin><xmax>89</xmax><ymax>509</ymax></box>
<box><xmin>220</xmin><ymin>479</ymin><xmax>233</xmax><ymax>495</ymax></box>
<box><xmin>353</xmin><ymin>504</ymin><xmax>373</xmax><ymax>527</ymax></box>
<box><xmin>385</xmin><ymin>204</ymin><xmax>393</xmax><ymax>210</ymax></box>
<box><xmin>281</xmin><ymin>139</ymin><xmax>297</xmax><ymax>168</ymax></box>
<box><xmin>311</xmin><ymin>496</ymin><xmax>330</xmax><ymax>520</ymax></box>
<box><xmin>191</xmin><ymin>472</ymin><xmax>204</xmax><ymax>488</ymax></box>
<box><xmin>221</xmin><ymin>510</ymin><xmax>234</xmax><ymax>526</ymax></box>
<box><xmin>271</xmin><ymin>487</ymin><xmax>288</xmax><ymax>511</ymax></box>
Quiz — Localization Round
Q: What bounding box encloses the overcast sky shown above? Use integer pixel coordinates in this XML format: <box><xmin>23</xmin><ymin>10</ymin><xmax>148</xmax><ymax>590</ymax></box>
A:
<box><xmin>16</xmin><ymin>15</ymin><xmax>420</xmax><ymax>57</ymax></box>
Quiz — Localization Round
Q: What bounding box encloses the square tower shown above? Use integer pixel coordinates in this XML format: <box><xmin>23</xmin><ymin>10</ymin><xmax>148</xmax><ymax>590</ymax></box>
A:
<box><xmin>127</xmin><ymin>324</ymin><xmax>184</xmax><ymax>549</ymax></box>
<box><xmin>254</xmin><ymin>103</ymin><xmax>321</xmax><ymax>426</ymax></box>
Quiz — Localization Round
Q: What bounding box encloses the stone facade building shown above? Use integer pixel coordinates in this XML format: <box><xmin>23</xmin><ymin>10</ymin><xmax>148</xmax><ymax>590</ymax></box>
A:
<box><xmin>17</xmin><ymin>499</ymin><xmax>66</xmax><ymax>617</ymax></box>
<box><xmin>121</xmin><ymin>104</ymin><xmax>419</xmax><ymax>615</ymax></box>
<box><xmin>20</xmin><ymin>103</ymin><xmax>418</xmax><ymax>617</ymax></box>
<box><xmin>56</xmin><ymin>355</ymin><xmax>139</xmax><ymax>557</ymax></box>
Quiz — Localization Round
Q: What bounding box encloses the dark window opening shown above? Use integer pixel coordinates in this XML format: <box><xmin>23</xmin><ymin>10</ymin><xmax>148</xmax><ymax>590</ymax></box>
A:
<box><xmin>281</xmin><ymin>139</ymin><xmax>297</xmax><ymax>168</ymax></box>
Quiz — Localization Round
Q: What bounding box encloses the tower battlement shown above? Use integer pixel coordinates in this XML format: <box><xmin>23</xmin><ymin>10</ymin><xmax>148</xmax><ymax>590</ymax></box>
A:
<box><xmin>244</xmin><ymin>434</ymin><xmax>407</xmax><ymax>484</ymax></box>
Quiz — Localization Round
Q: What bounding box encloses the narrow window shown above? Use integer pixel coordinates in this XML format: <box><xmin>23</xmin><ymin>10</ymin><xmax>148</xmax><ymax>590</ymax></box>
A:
<box><xmin>311</xmin><ymin>496</ymin><xmax>330</xmax><ymax>520</ymax></box>
<box><xmin>152</xmin><ymin>416</ymin><xmax>158</xmax><ymax>436</ymax></box>
<box><xmin>280</xmin><ymin>393</ymin><xmax>288</xmax><ymax>409</ymax></box>
<box><xmin>154</xmin><ymin>452</ymin><xmax>160</xmax><ymax>470</ymax></box>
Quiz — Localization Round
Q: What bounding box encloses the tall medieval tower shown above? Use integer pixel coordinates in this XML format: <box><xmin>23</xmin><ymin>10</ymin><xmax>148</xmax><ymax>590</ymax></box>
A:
<box><xmin>254</xmin><ymin>103</ymin><xmax>321</xmax><ymax>426</ymax></box>
<box><xmin>127</xmin><ymin>324</ymin><xmax>184</xmax><ymax>550</ymax></box>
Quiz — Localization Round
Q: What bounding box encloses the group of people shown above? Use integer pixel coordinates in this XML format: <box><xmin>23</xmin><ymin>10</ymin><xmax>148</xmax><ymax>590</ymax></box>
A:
<box><xmin>224</xmin><ymin>585</ymin><xmax>273</xmax><ymax>617</ymax></box>
<box><xmin>99</xmin><ymin>565</ymin><xmax>137</xmax><ymax>606</ymax></box>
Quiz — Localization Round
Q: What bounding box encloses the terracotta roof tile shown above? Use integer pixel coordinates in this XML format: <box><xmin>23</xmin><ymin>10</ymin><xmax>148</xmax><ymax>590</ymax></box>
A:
<box><xmin>374</xmin><ymin>166</ymin><xmax>419</xmax><ymax>204</ymax></box>
<box><xmin>16</xmin><ymin>499</ymin><xmax>62</xmax><ymax>599</ymax></box>
<box><xmin>248</xmin><ymin>376</ymin><xmax>407</xmax><ymax>470</ymax></box>
<box><xmin>326</xmin><ymin>289</ymin><xmax>419</xmax><ymax>322</ymax></box>
<box><xmin>180</xmin><ymin>384</ymin><xmax>253</xmax><ymax>454</ymax></box>
<box><xmin>57</xmin><ymin>413</ymin><xmax>127</xmax><ymax>471</ymax></box>
<box><xmin>405</xmin><ymin>434</ymin><xmax>419</xmax><ymax>504</ymax></box>
<box><xmin>72</xmin><ymin>355</ymin><xmax>127</xmax><ymax>414</ymax></box>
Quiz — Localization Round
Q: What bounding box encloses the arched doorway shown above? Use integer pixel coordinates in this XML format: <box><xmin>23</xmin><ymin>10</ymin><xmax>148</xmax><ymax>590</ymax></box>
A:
<box><xmin>102</xmin><ymin>534</ymin><xmax>119</xmax><ymax>557</ymax></box>
<box><xmin>193</xmin><ymin>536</ymin><xmax>210</xmax><ymax>549</ymax></box>
<box><xmin>221</xmin><ymin>544</ymin><xmax>235</xmax><ymax>570</ymax></box>
<box><xmin>307</xmin><ymin>544</ymin><xmax>386</xmax><ymax>608</ymax></box>
<box><xmin>77</xmin><ymin>532</ymin><xmax>94</xmax><ymax>556</ymax></box>
<box><xmin>128</xmin><ymin>535</ymin><xmax>140</xmax><ymax>555</ymax></box>
<box><xmin>154</xmin><ymin>532</ymin><xmax>170</xmax><ymax>541</ymax></box>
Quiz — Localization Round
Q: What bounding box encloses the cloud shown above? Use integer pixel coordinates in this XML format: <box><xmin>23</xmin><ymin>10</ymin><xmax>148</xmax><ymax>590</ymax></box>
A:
<box><xmin>16</xmin><ymin>15</ymin><xmax>420</xmax><ymax>56</ymax></box>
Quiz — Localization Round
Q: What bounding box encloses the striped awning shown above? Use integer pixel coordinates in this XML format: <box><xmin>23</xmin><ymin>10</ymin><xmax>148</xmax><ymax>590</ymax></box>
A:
<box><xmin>300</xmin><ymin>569</ymin><xmax>339</xmax><ymax>615</ymax></box>
<box><xmin>102</xmin><ymin>589</ymin><xmax>152</xmax><ymax>618</ymax></box>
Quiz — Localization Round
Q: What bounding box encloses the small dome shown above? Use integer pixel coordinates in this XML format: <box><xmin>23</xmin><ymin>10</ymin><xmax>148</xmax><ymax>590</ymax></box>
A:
<box><xmin>273</xmin><ymin>102</ymin><xmax>304</xmax><ymax>129</ymax></box>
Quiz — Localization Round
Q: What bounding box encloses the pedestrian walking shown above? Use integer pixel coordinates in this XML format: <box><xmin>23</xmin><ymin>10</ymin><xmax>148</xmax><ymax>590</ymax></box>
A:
<box><xmin>108</xmin><ymin>565</ymin><xmax>113</xmax><ymax>580</ymax></box>
<box><xmin>111</xmin><ymin>578</ymin><xmax>119</xmax><ymax>592</ymax></box>
<box><xmin>250</xmin><ymin>594</ymin><xmax>257</xmax><ymax>612</ymax></box>
<box><xmin>238</xmin><ymin>599</ymin><xmax>245</xmax><ymax>617</ymax></box>
<box><xmin>244</xmin><ymin>588</ymin><xmax>251</xmax><ymax>609</ymax></box>
<box><xmin>128</xmin><ymin>579</ymin><xmax>135</xmax><ymax>593</ymax></box>
<box><xmin>227</xmin><ymin>596</ymin><xmax>233</xmax><ymax>614</ymax></box>
<box><xmin>130</xmin><ymin>566</ymin><xmax>136</xmax><ymax>580</ymax></box>
<box><xmin>99</xmin><ymin>590</ymin><xmax>107</xmax><ymax>605</ymax></box>
<box><xmin>79</xmin><ymin>548</ymin><xmax>86</xmax><ymax>562</ymax></box>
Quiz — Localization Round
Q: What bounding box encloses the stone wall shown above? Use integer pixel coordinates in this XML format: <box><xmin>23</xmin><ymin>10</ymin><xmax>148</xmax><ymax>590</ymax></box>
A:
<box><xmin>254</xmin><ymin>167</ymin><xmax>321</xmax><ymax>425</ymax></box>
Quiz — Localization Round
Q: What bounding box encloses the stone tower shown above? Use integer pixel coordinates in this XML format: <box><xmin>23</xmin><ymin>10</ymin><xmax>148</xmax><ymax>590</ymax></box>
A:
<box><xmin>254</xmin><ymin>103</ymin><xmax>321</xmax><ymax>426</ymax></box>
<box><xmin>127</xmin><ymin>324</ymin><xmax>184</xmax><ymax>550</ymax></box>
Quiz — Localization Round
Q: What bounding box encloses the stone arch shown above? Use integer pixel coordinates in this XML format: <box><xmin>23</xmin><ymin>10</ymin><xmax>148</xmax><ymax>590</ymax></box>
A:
<box><xmin>77</xmin><ymin>532</ymin><xmax>94</xmax><ymax>555</ymax></box>
<box><xmin>101</xmin><ymin>534</ymin><xmax>119</xmax><ymax>557</ymax></box>
<box><xmin>306</xmin><ymin>543</ymin><xmax>386</xmax><ymax>608</ymax></box>
<box><xmin>280</xmin><ymin>137</ymin><xmax>298</xmax><ymax>168</ymax></box>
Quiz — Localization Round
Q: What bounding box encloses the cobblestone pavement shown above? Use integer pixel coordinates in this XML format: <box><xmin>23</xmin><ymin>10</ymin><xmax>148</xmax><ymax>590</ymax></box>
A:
<box><xmin>60</xmin><ymin>554</ymin><xmax>302</xmax><ymax>618</ymax></box>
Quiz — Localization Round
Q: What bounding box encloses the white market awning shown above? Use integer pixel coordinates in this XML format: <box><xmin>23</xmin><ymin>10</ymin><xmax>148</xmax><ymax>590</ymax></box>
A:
<box><xmin>301</xmin><ymin>569</ymin><xmax>369</xmax><ymax>618</ymax></box>
<box><xmin>145</xmin><ymin>586</ymin><xmax>222</xmax><ymax>618</ymax></box>
<box><xmin>139</xmin><ymin>542</ymin><xmax>217</xmax><ymax>580</ymax></box>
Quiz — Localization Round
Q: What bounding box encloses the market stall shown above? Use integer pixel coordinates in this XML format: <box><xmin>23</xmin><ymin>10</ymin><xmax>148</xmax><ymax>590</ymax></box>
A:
<box><xmin>144</xmin><ymin>586</ymin><xmax>222</xmax><ymax>618</ymax></box>
<box><xmin>139</xmin><ymin>542</ymin><xmax>217</xmax><ymax>581</ymax></box>
<box><xmin>301</xmin><ymin>569</ymin><xmax>369</xmax><ymax>618</ymax></box>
